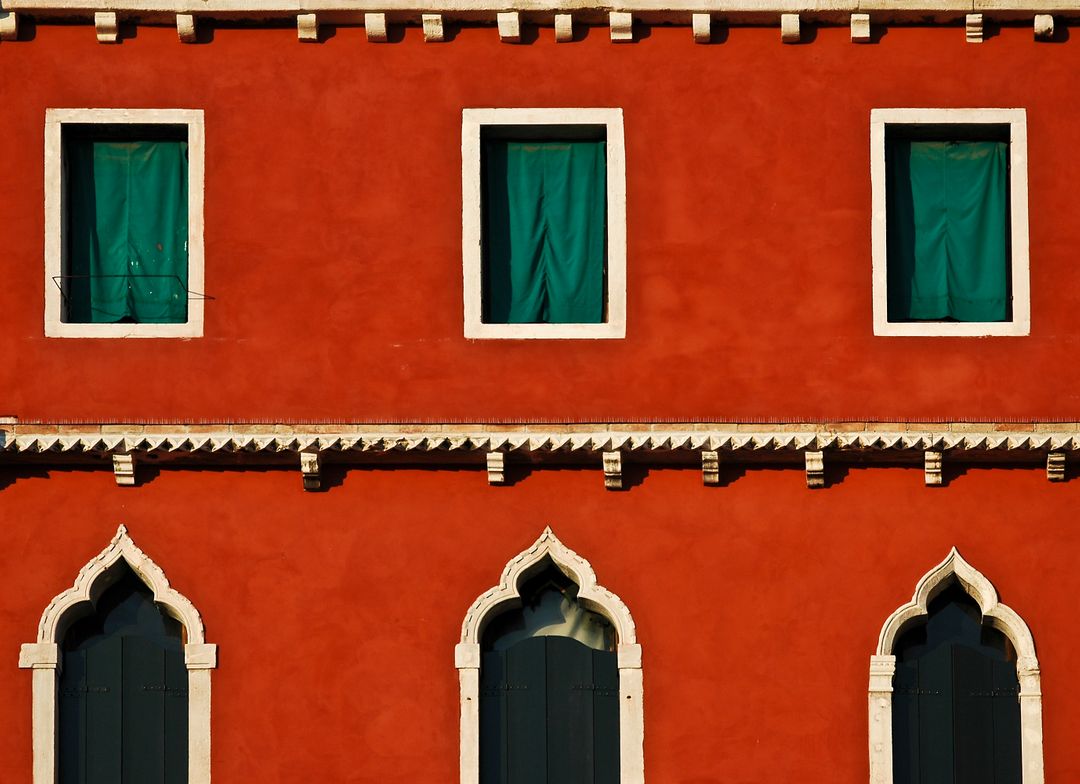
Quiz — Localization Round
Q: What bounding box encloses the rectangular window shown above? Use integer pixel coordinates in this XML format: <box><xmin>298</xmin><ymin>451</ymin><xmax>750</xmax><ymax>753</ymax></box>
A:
<box><xmin>45</xmin><ymin>109</ymin><xmax>205</xmax><ymax>338</ymax></box>
<box><xmin>870</xmin><ymin>109</ymin><xmax>1029</xmax><ymax>337</ymax></box>
<box><xmin>462</xmin><ymin>109</ymin><xmax>626</xmax><ymax>339</ymax></box>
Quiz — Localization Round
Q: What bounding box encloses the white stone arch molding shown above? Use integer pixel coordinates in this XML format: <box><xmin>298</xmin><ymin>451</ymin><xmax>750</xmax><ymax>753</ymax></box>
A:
<box><xmin>456</xmin><ymin>527</ymin><xmax>643</xmax><ymax>784</ymax></box>
<box><xmin>868</xmin><ymin>547</ymin><xmax>1042</xmax><ymax>784</ymax></box>
<box><xmin>18</xmin><ymin>525</ymin><xmax>218</xmax><ymax>784</ymax></box>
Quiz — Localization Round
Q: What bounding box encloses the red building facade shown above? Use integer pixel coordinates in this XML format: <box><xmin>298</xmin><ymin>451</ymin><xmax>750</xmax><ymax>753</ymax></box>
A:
<box><xmin>0</xmin><ymin>7</ymin><xmax>1076</xmax><ymax>783</ymax></box>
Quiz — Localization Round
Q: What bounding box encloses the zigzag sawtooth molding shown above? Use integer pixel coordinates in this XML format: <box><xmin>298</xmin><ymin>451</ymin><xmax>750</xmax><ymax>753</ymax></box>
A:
<box><xmin>3</xmin><ymin>424</ymin><xmax>1080</xmax><ymax>459</ymax></box>
<box><xmin>1</xmin><ymin>4</ymin><xmax>1071</xmax><ymax>35</ymax></box>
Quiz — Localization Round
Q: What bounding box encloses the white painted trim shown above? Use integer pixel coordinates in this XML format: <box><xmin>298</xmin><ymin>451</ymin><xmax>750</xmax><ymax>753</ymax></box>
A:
<box><xmin>462</xmin><ymin>107</ymin><xmax>626</xmax><ymax>340</ymax></box>
<box><xmin>457</xmin><ymin>527</ymin><xmax>642</xmax><ymax>784</ymax></box>
<box><xmin>19</xmin><ymin>525</ymin><xmax>217</xmax><ymax>784</ymax></box>
<box><xmin>870</xmin><ymin>107</ymin><xmax>1030</xmax><ymax>337</ymax></box>
<box><xmin>44</xmin><ymin>108</ymin><xmax>205</xmax><ymax>338</ymax></box>
<box><xmin>869</xmin><ymin>548</ymin><xmax>1042</xmax><ymax>784</ymax></box>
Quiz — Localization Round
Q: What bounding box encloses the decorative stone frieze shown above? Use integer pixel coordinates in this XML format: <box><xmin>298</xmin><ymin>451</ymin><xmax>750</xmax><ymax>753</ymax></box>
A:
<box><xmin>701</xmin><ymin>450</ymin><xmax>720</xmax><ymax>486</ymax></box>
<box><xmin>1047</xmin><ymin>451</ymin><xmax>1065</xmax><ymax>481</ymax></box>
<box><xmin>609</xmin><ymin>11</ymin><xmax>633</xmax><ymax>42</ymax></box>
<box><xmin>554</xmin><ymin>12</ymin><xmax>573</xmax><ymax>41</ymax></box>
<box><xmin>112</xmin><ymin>454</ymin><xmax>135</xmax><ymax>486</ymax></box>
<box><xmin>300</xmin><ymin>451</ymin><xmax>321</xmax><ymax>491</ymax></box>
<box><xmin>966</xmin><ymin>13</ymin><xmax>983</xmax><ymax>42</ymax></box>
<box><xmin>805</xmin><ymin>450</ymin><xmax>824</xmax><ymax>488</ymax></box>
<box><xmin>603</xmin><ymin>450</ymin><xmax>623</xmax><ymax>490</ymax></box>
<box><xmin>297</xmin><ymin>12</ymin><xmax>319</xmax><ymax>41</ymax></box>
<box><xmin>780</xmin><ymin>13</ymin><xmax>800</xmax><ymax>42</ymax></box>
<box><xmin>497</xmin><ymin>11</ymin><xmax>520</xmax><ymax>42</ymax></box>
<box><xmin>692</xmin><ymin>13</ymin><xmax>711</xmax><ymax>43</ymax></box>
<box><xmin>422</xmin><ymin>13</ymin><xmax>444</xmax><ymax>41</ymax></box>
<box><xmin>850</xmin><ymin>13</ymin><xmax>870</xmax><ymax>42</ymax></box>
<box><xmin>924</xmin><ymin>450</ymin><xmax>942</xmax><ymax>486</ymax></box>
<box><xmin>486</xmin><ymin>451</ymin><xmax>505</xmax><ymax>485</ymax></box>
<box><xmin>94</xmin><ymin>11</ymin><xmax>118</xmax><ymax>42</ymax></box>
<box><xmin>177</xmin><ymin>13</ymin><xmax>197</xmax><ymax>42</ymax></box>
<box><xmin>365</xmin><ymin>12</ymin><xmax>388</xmax><ymax>41</ymax></box>
<box><xmin>0</xmin><ymin>11</ymin><xmax>19</xmax><ymax>40</ymax></box>
<box><xmin>1034</xmin><ymin>13</ymin><xmax>1053</xmax><ymax>39</ymax></box>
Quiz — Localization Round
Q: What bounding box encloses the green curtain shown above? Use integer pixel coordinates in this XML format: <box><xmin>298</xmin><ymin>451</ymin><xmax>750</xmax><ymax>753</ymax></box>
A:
<box><xmin>483</xmin><ymin>140</ymin><xmax>606</xmax><ymax>324</ymax></box>
<box><xmin>886</xmin><ymin>139</ymin><xmax>1009</xmax><ymax>322</ymax></box>
<box><xmin>67</xmin><ymin>139</ymin><xmax>189</xmax><ymax>324</ymax></box>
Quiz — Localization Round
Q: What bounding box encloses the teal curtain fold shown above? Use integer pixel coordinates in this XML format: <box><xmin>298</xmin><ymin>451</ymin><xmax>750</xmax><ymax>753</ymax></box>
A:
<box><xmin>886</xmin><ymin>139</ymin><xmax>1009</xmax><ymax>322</ymax></box>
<box><xmin>483</xmin><ymin>139</ymin><xmax>606</xmax><ymax>324</ymax></box>
<box><xmin>67</xmin><ymin>139</ymin><xmax>189</xmax><ymax>324</ymax></box>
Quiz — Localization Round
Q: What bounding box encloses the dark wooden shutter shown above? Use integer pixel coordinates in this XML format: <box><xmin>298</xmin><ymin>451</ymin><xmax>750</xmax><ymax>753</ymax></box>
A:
<box><xmin>480</xmin><ymin>636</ymin><xmax>619</xmax><ymax>784</ymax></box>
<box><xmin>894</xmin><ymin>638</ymin><xmax>1021</xmax><ymax>784</ymax></box>
<box><xmin>59</xmin><ymin>571</ymin><xmax>188</xmax><ymax>784</ymax></box>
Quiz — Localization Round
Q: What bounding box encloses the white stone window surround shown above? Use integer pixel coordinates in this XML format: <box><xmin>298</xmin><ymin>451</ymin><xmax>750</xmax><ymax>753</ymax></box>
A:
<box><xmin>870</xmin><ymin>108</ymin><xmax>1030</xmax><ymax>337</ymax></box>
<box><xmin>44</xmin><ymin>108</ymin><xmax>206</xmax><ymax>338</ymax></box>
<box><xmin>456</xmin><ymin>527</ymin><xmax>643</xmax><ymax>784</ymax></box>
<box><xmin>18</xmin><ymin>525</ymin><xmax>218</xmax><ymax>784</ymax></box>
<box><xmin>461</xmin><ymin>107</ymin><xmax>627</xmax><ymax>339</ymax></box>
<box><xmin>868</xmin><ymin>548</ymin><xmax>1043</xmax><ymax>784</ymax></box>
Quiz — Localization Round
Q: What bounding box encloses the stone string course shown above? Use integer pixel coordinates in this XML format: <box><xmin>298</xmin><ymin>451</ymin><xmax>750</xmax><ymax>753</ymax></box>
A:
<box><xmin>4</xmin><ymin>422</ymin><xmax>1080</xmax><ymax>456</ymax></box>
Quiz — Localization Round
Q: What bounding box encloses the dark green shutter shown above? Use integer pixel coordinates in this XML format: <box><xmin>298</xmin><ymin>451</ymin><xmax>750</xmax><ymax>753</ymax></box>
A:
<box><xmin>893</xmin><ymin>603</ymin><xmax>1022</xmax><ymax>784</ymax></box>
<box><xmin>59</xmin><ymin>571</ymin><xmax>188</xmax><ymax>784</ymax></box>
<box><xmin>480</xmin><ymin>636</ymin><xmax>619</xmax><ymax>784</ymax></box>
<box><xmin>67</xmin><ymin>138</ymin><xmax>189</xmax><ymax>324</ymax></box>
<box><xmin>483</xmin><ymin>139</ymin><xmax>606</xmax><ymax>324</ymax></box>
<box><xmin>886</xmin><ymin>139</ymin><xmax>1009</xmax><ymax>322</ymax></box>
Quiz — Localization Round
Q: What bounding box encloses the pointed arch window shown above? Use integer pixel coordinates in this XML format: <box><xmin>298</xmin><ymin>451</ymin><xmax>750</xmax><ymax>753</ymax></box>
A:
<box><xmin>457</xmin><ymin>529</ymin><xmax>643</xmax><ymax>784</ymax></box>
<box><xmin>19</xmin><ymin>526</ymin><xmax>217</xmax><ymax>784</ymax></box>
<box><xmin>869</xmin><ymin>549</ymin><xmax>1043</xmax><ymax>784</ymax></box>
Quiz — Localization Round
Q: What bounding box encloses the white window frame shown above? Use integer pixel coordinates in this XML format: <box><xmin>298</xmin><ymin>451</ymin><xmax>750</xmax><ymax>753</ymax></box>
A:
<box><xmin>18</xmin><ymin>525</ymin><xmax>217</xmax><ymax>784</ymax></box>
<box><xmin>44</xmin><ymin>108</ymin><xmax>205</xmax><ymax>338</ymax></box>
<box><xmin>456</xmin><ymin>527</ymin><xmax>643</xmax><ymax>784</ymax></box>
<box><xmin>461</xmin><ymin>108</ymin><xmax>627</xmax><ymax>339</ymax></box>
<box><xmin>870</xmin><ymin>108</ymin><xmax>1030</xmax><ymax>337</ymax></box>
<box><xmin>868</xmin><ymin>548</ymin><xmax>1043</xmax><ymax>784</ymax></box>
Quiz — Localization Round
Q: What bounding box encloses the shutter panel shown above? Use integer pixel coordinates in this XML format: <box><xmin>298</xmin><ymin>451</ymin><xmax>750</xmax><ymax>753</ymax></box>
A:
<box><xmin>952</xmin><ymin>644</ymin><xmax>995</xmax><ymax>784</ymax></box>
<box><xmin>164</xmin><ymin>645</ymin><xmax>190</xmax><ymax>784</ymax></box>
<box><xmin>916</xmin><ymin>644</ymin><xmax>953</xmax><ymax>784</ymax></box>
<box><xmin>84</xmin><ymin>636</ymin><xmax>124</xmax><ymax>784</ymax></box>
<box><xmin>59</xmin><ymin>648</ymin><xmax>88</xmax><ymax>784</ymax></box>
<box><xmin>122</xmin><ymin>636</ymin><xmax>167</xmax><ymax>783</ymax></box>
<box><xmin>892</xmin><ymin>658</ymin><xmax>920</xmax><ymax>784</ymax></box>
<box><xmin>545</xmin><ymin>637</ymin><xmax>594</xmax><ymax>784</ymax></box>
<box><xmin>506</xmin><ymin>637</ymin><xmax>547</xmax><ymax>784</ymax></box>
<box><xmin>480</xmin><ymin>651</ymin><xmax>510</xmax><ymax>784</ymax></box>
<box><xmin>991</xmin><ymin>657</ymin><xmax>1022</xmax><ymax>783</ymax></box>
<box><xmin>591</xmin><ymin>648</ymin><xmax>620</xmax><ymax>784</ymax></box>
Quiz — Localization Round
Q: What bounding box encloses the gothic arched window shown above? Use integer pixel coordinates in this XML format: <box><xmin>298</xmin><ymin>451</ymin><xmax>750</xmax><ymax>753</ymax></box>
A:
<box><xmin>59</xmin><ymin>564</ymin><xmax>189</xmax><ymax>783</ymax></box>
<box><xmin>869</xmin><ymin>549</ymin><xmax>1043</xmax><ymax>784</ymax></box>
<box><xmin>480</xmin><ymin>559</ymin><xmax>619</xmax><ymax>784</ymax></box>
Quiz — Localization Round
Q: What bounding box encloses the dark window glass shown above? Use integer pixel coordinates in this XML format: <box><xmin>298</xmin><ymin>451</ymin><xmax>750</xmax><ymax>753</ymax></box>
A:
<box><xmin>892</xmin><ymin>582</ymin><xmax>1022</xmax><ymax>784</ymax></box>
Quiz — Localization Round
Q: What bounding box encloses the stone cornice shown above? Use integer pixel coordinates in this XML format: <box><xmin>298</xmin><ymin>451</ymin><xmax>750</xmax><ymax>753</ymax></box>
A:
<box><xmin>4</xmin><ymin>422</ymin><xmax>1080</xmax><ymax>455</ymax></box>
<box><xmin>0</xmin><ymin>3</ymin><xmax>1067</xmax><ymax>43</ymax></box>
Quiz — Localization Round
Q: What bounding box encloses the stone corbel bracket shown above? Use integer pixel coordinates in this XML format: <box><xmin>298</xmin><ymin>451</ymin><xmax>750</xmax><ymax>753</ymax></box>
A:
<box><xmin>1047</xmin><ymin>451</ymin><xmax>1065</xmax><ymax>481</ymax></box>
<box><xmin>924</xmin><ymin>449</ymin><xmax>943</xmax><ymax>486</ymax></box>
<box><xmin>112</xmin><ymin>453</ymin><xmax>135</xmax><ymax>486</ymax></box>
<box><xmin>422</xmin><ymin>13</ymin><xmax>444</xmax><ymax>41</ymax></box>
<box><xmin>805</xmin><ymin>450</ymin><xmax>824</xmax><ymax>488</ymax></box>
<box><xmin>0</xmin><ymin>11</ymin><xmax>20</xmax><ymax>40</ymax></box>
<box><xmin>300</xmin><ymin>451</ymin><xmax>321</xmax><ymax>491</ymax></box>
<box><xmin>497</xmin><ymin>11</ymin><xmax>520</xmax><ymax>41</ymax></box>
<box><xmin>177</xmin><ymin>12</ymin><xmax>197</xmax><ymax>41</ymax></box>
<box><xmin>486</xmin><ymin>451</ymin><xmax>506</xmax><ymax>484</ymax></box>
<box><xmin>603</xmin><ymin>450</ymin><xmax>623</xmax><ymax>490</ymax></box>
<box><xmin>94</xmin><ymin>11</ymin><xmax>118</xmax><ymax>42</ymax></box>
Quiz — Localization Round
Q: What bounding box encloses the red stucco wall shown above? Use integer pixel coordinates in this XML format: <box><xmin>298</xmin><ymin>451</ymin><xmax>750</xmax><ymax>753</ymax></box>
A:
<box><xmin>0</xmin><ymin>465</ymin><xmax>1074</xmax><ymax>782</ymax></box>
<box><xmin>2</xmin><ymin>24</ymin><xmax>1079</xmax><ymax>422</ymax></box>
